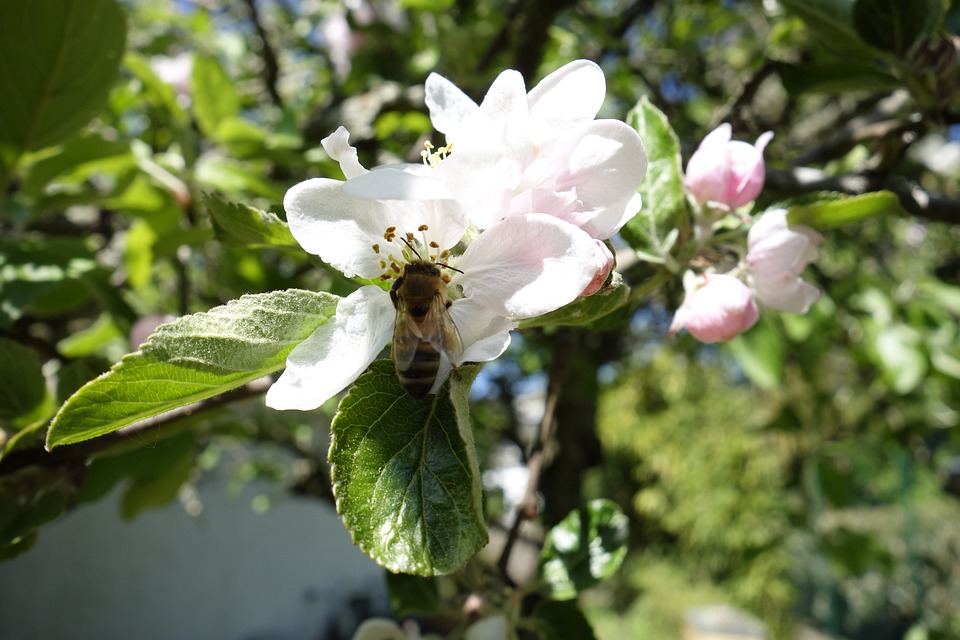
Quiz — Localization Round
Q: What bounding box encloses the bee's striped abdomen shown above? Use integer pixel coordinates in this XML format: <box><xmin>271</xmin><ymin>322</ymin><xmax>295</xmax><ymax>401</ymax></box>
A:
<box><xmin>396</xmin><ymin>340</ymin><xmax>441</xmax><ymax>397</ymax></box>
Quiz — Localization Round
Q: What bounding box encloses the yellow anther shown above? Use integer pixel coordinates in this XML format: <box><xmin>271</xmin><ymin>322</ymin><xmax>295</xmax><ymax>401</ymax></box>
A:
<box><xmin>418</xmin><ymin>224</ymin><xmax>429</xmax><ymax>232</ymax></box>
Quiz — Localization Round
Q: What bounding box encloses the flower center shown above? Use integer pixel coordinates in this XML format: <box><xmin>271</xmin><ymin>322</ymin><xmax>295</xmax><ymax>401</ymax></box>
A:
<box><xmin>372</xmin><ymin>223</ymin><xmax>455</xmax><ymax>284</ymax></box>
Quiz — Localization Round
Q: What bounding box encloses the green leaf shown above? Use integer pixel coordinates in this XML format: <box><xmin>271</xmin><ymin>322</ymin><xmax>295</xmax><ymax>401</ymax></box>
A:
<box><xmin>622</xmin><ymin>97</ymin><xmax>686</xmax><ymax>254</ymax></box>
<box><xmin>777</xmin><ymin>62</ymin><xmax>900</xmax><ymax>94</ymax></box>
<box><xmin>726</xmin><ymin>315</ymin><xmax>784</xmax><ymax>390</ymax></box>
<box><xmin>538</xmin><ymin>499</ymin><xmax>629</xmax><ymax>600</ymax></box>
<box><xmin>0</xmin><ymin>0</ymin><xmax>126</xmax><ymax>153</ymax></box>
<box><xmin>385</xmin><ymin>573</ymin><xmax>443</xmax><ymax>617</ymax></box>
<box><xmin>0</xmin><ymin>339</ymin><xmax>46</xmax><ymax>422</ymax></box>
<box><xmin>46</xmin><ymin>289</ymin><xmax>339</xmax><ymax>448</ymax></box>
<box><xmin>852</xmin><ymin>0</ymin><xmax>938</xmax><ymax>54</ymax></box>
<box><xmin>521</xmin><ymin>277</ymin><xmax>630</xmax><ymax>329</ymax></box>
<box><xmin>117</xmin><ymin>433</ymin><xmax>197</xmax><ymax>520</ymax></box>
<box><xmin>22</xmin><ymin>134</ymin><xmax>133</xmax><ymax>196</ymax></box>
<box><xmin>786</xmin><ymin>191</ymin><xmax>904</xmax><ymax>228</ymax></box>
<box><xmin>779</xmin><ymin>0</ymin><xmax>874</xmax><ymax>56</ymax></box>
<box><xmin>527</xmin><ymin>599</ymin><xmax>598</xmax><ymax>640</ymax></box>
<box><xmin>56</xmin><ymin>313</ymin><xmax>124</xmax><ymax>359</ymax></box>
<box><xmin>329</xmin><ymin>361</ymin><xmax>487</xmax><ymax>575</ymax></box>
<box><xmin>874</xmin><ymin>325</ymin><xmax>927</xmax><ymax>394</ymax></box>
<box><xmin>190</xmin><ymin>54</ymin><xmax>241</xmax><ymax>140</ymax></box>
<box><xmin>0</xmin><ymin>236</ymin><xmax>99</xmax><ymax>327</ymax></box>
<box><xmin>203</xmin><ymin>192</ymin><xmax>299</xmax><ymax>248</ymax></box>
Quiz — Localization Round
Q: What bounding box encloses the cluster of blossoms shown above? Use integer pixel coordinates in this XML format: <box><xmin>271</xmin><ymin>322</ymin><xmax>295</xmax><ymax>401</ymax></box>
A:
<box><xmin>669</xmin><ymin>124</ymin><xmax>823</xmax><ymax>343</ymax></box>
<box><xmin>267</xmin><ymin>60</ymin><xmax>647</xmax><ymax>409</ymax></box>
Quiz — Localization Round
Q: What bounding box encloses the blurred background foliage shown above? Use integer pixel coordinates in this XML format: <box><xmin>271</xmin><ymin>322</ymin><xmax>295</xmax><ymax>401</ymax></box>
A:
<box><xmin>1</xmin><ymin>0</ymin><xmax>959</xmax><ymax>638</ymax></box>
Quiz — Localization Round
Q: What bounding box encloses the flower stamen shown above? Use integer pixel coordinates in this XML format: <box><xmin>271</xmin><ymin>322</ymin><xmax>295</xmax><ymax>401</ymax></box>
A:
<box><xmin>420</xmin><ymin>141</ymin><xmax>453</xmax><ymax>169</ymax></box>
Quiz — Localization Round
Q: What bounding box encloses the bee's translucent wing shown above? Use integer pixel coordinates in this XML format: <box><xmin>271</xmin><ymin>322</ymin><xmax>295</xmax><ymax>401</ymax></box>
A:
<box><xmin>391</xmin><ymin>297</ymin><xmax>422</xmax><ymax>372</ymax></box>
<box><xmin>423</xmin><ymin>293</ymin><xmax>463</xmax><ymax>361</ymax></box>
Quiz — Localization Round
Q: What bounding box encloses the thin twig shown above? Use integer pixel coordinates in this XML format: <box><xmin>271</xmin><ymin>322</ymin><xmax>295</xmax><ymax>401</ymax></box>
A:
<box><xmin>244</xmin><ymin>0</ymin><xmax>284</xmax><ymax>108</ymax></box>
<box><xmin>497</xmin><ymin>329</ymin><xmax>578</xmax><ymax>582</ymax></box>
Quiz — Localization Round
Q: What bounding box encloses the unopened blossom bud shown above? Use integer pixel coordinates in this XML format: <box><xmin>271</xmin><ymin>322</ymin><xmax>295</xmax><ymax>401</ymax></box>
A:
<box><xmin>746</xmin><ymin>209</ymin><xmax>823</xmax><ymax>313</ymax></box>
<box><xmin>580</xmin><ymin>240</ymin><xmax>615</xmax><ymax>296</ymax></box>
<box><xmin>669</xmin><ymin>273</ymin><xmax>759</xmax><ymax>343</ymax></box>
<box><xmin>684</xmin><ymin>124</ymin><xmax>773</xmax><ymax>212</ymax></box>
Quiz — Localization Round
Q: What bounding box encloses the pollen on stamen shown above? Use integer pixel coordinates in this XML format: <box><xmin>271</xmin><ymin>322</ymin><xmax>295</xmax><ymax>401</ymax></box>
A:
<box><xmin>379</xmin><ymin>260</ymin><xmax>387</xmax><ymax>269</ymax></box>
<box><xmin>372</xmin><ymin>243</ymin><xmax>380</xmax><ymax>254</ymax></box>
<box><xmin>391</xmin><ymin>263</ymin><xmax>401</xmax><ymax>273</ymax></box>
<box><xmin>440</xmin><ymin>249</ymin><xmax>450</xmax><ymax>258</ymax></box>
<box><xmin>429</xmin><ymin>241</ymin><xmax>439</xmax><ymax>248</ymax></box>
<box><xmin>418</xmin><ymin>224</ymin><xmax>429</xmax><ymax>232</ymax></box>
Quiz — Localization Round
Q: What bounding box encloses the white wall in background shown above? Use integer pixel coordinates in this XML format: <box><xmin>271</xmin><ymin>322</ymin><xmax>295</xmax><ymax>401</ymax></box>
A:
<box><xmin>0</xmin><ymin>476</ymin><xmax>386</xmax><ymax>640</ymax></box>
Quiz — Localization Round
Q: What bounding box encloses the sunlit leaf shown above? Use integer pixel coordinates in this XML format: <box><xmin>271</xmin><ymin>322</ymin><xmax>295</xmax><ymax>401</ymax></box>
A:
<box><xmin>874</xmin><ymin>325</ymin><xmax>927</xmax><ymax>394</ymax></box>
<box><xmin>621</xmin><ymin>97</ymin><xmax>686</xmax><ymax>254</ymax></box>
<box><xmin>329</xmin><ymin>361</ymin><xmax>486</xmax><ymax>575</ymax></box>
<box><xmin>203</xmin><ymin>192</ymin><xmax>298</xmax><ymax>248</ymax></box>
<box><xmin>538</xmin><ymin>499</ymin><xmax>629</xmax><ymax>600</ymax></box>
<box><xmin>787</xmin><ymin>191</ymin><xmax>904</xmax><ymax>228</ymax></box>
<box><xmin>0</xmin><ymin>236</ymin><xmax>99</xmax><ymax>328</ymax></box>
<box><xmin>0</xmin><ymin>0</ymin><xmax>126</xmax><ymax>153</ymax></box>
<box><xmin>46</xmin><ymin>289</ymin><xmax>338</xmax><ymax>448</ymax></box>
<box><xmin>190</xmin><ymin>54</ymin><xmax>241</xmax><ymax>140</ymax></box>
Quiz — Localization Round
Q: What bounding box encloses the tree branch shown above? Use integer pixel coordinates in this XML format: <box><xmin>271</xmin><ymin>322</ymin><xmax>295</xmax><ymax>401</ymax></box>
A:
<box><xmin>0</xmin><ymin>378</ymin><xmax>273</xmax><ymax>477</ymax></box>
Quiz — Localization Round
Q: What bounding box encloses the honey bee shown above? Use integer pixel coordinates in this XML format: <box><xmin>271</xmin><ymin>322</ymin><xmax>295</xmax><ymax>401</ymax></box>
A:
<box><xmin>390</xmin><ymin>259</ymin><xmax>463</xmax><ymax>397</ymax></box>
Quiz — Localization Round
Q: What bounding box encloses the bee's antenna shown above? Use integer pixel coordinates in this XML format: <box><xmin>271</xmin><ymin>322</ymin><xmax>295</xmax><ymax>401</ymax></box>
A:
<box><xmin>399</xmin><ymin>236</ymin><xmax>422</xmax><ymax>260</ymax></box>
<box><xmin>400</xmin><ymin>234</ymin><xmax>463</xmax><ymax>273</ymax></box>
<box><xmin>439</xmin><ymin>262</ymin><xmax>464</xmax><ymax>274</ymax></box>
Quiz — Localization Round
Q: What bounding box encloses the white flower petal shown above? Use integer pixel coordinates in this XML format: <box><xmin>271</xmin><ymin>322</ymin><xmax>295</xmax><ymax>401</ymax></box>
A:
<box><xmin>266</xmin><ymin>286</ymin><xmax>394</xmax><ymax>410</ymax></box>
<box><xmin>456</xmin><ymin>213</ymin><xmax>597</xmax><ymax>318</ymax></box>
<box><xmin>527</xmin><ymin>60</ymin><xmax>605</xmax><ymax>140</ymax></box>
<box><xmin>425</xmin><ymin>72</ymin><xmax>479</xmax><ymax>137</ymax></box>
<box><xmin>553</xmin><ymin>119</ymin><xmax>648</xmax><ymax>238</ymax></box>
<box><xmin>434</xmin><ymin>151</ymin><xmax>521</xmax><ymax>229</ymax></box>
<box><xmin>750</xmin><ymin>274</ymin><xmax>820</xmax><ymax>313</ymax></box>
<box><xmin>453</xmin><ymin>69</ymin><xmax>530</xmax><ymax>154</ymax></box>
<box><xmin>449</xmin><ymin>298</ymin><xmax>515</xmax><ymax>364</ymax></box>
<box><xmin>321</xmin><ymin>126</ymin><xmax>367</xmax><ymax>179</ymax></box>
<box><xmin>342</xmin><ymin>164</ymin><xmax>455</xmax><ymax>201</ymax></box>
<box><xmin>284</xmin><ymin>178</ymin><xmax>468</xmax><ymax>278</ymax></box>
<box><xmin>428</xmin><ymin>299</ymin><xmax>515</xmax><ymax>394</ymax></box>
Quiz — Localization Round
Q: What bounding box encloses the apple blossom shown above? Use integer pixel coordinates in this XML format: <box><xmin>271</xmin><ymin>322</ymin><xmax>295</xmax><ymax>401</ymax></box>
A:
<box><xmin>684</xmin><ymin>123</ymin><xmax>773</xmax><ymax>212</ymax></box>
<box><xmin>745</xmin><ymin>208</ymin><xmax>823</xmax><ymax>313</ymax></box>
<box><xmin>669</xmin><ymin>272</ymin><xmax>759</xmax><ymax>343</ymax></box>
<box><xmin>423</xmin><ymin>59</ymin><xmax>648</xmax><ymax>239</ymax></box>
<box><xmin>266</xmin><ymin>130</ymin><xmax>600</xmax><ymax>410</ymax></box>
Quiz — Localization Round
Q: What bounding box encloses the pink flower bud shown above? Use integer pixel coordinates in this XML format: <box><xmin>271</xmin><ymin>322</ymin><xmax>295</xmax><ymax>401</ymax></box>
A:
<box><xmin>669</xmin><ymin>273</ymin><xmax>759</xmax><ymax>343</ymax></box>
<box><xmin>684</xmin><ymin>124</ymin><xmax>773</xmax><ymax>211</ymax></box>
<box><xmin>746</xmin><ymin>209</ymin><xmax>823</xmax><ymax>313</ymax></box>
<box><xmin>580</xmin><ymin>240</ymin><xmax>615</xmax><ymax>296</ymax></box>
